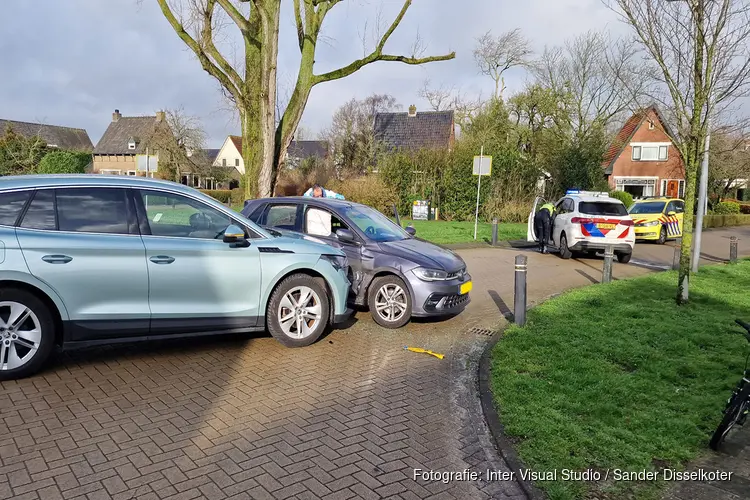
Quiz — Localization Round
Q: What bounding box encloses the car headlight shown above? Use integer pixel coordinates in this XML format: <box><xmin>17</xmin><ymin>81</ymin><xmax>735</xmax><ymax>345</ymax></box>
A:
<box><xmin>642</xmin><ymin>221</ymin><xmax>660</xmax><ymax>227</ymax></box>
<box><xmin>412</xmin><ymin>267</ymin><xmax>449</xmax><ymax>281</ymax></box>
<box><xmin>321</xmin><ymin>254</ymin><xmax>348</xmax><ymax>272</ymax></box>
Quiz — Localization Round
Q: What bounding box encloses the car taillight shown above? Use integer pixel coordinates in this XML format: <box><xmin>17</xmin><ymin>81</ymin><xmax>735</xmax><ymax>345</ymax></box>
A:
<box><xmin>570</xmin><ymin>217</ymin><xmax>593</xmax><ymax>224</ymax></box>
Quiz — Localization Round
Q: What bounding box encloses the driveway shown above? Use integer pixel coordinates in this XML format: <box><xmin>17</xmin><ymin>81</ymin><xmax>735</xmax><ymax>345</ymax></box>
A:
<box><xmin>0</xmin><ymin>227</ymin><xmax>748</xmax><ymax>500</ymax></box>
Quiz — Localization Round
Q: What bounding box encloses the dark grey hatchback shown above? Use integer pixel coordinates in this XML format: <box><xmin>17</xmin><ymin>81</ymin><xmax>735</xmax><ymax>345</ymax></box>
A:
<box><xmin>242</xmin><ymin>197</ymin><xmax>472</xmax><ymax>328</ymax></box>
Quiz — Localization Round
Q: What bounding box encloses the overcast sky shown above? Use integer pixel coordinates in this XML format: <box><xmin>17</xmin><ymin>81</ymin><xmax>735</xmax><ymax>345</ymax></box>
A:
<box><xmin>0</xmin><ymin>0</ymin><xmax>626</xmax><ymax>148</ymax></box>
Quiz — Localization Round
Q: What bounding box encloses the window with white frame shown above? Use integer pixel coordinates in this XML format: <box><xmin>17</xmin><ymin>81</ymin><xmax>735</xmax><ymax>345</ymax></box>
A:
<box><xmin>100</xmin><ymin>169</ymin><xmax>122</xmax><ymax>175</ymax></box>
<box><xmin>126</xmin><ymin>171</ymin><xmax>137</xmax><ymax>176</ymax></box>
<box><xmin>235</xmin><ymin>158</ymin><xmax>240</xmax><ymax>167</ymax></box>
<box><xmin>660</xmin><ymin>179</ymin><xmax>685</xmax><ymax>198</ymax></box>
<box><xmin>632</xmin><ymin>145</ymin><xmax>668</xmax><ymax>161</ymax></box>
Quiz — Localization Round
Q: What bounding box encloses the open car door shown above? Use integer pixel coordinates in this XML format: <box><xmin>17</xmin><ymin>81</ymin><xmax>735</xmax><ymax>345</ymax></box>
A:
<box><xmin>527</xmin><ymin>196</ymin><xmax>545</xmax><ymax>242</ymax></box>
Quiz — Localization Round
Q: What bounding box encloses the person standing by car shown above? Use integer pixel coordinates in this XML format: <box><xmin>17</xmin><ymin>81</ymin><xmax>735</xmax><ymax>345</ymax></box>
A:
<box><xmin>534</xmin><ymin>202</ymin><xmax>555</xmax><ymax>253</ymax></box>
<box><xmin>303</xmin><ymin>184</ymin><xmax>345</xmax><ymax>199</ymax></box>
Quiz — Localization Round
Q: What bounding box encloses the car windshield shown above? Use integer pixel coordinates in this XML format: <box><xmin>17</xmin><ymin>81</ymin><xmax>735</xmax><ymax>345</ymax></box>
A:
<box><xmin>578</xmin><ymin>201</ymin><xmax>628</xmax><ymax>216</ymax></box>
<box><xmin>342</xmin><ymin>205</ymin><xmax>410</xmax><ymax>242</ymax></box>
<box><xmin>629</xmin><ymin>201</ymin><xmax>666</xmax><ymax>214</ymax></box>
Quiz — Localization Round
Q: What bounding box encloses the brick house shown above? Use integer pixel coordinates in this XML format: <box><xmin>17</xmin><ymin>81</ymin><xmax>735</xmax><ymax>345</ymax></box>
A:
<box><xmin>602</xmin><ymin>105</ymin><xmax>686</xmax><ymax>199</ymax></box>
<box><xmin>373</xmin><ymin>105</ymin><xmax>455</xmax><ymax>152</ymax></box>
<box><xmin>93</xmin><ymin>110</ymin><xmax>166</xmax><ymax>177</ymax></box>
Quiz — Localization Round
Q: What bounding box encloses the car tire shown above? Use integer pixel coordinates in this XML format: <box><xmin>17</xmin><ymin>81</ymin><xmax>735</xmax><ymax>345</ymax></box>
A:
<box><xmin>0</xmin><ymin>288</ymin><xmax>56</xmax><ymax>381</ymax></box>
<box><xmin>658</xmin><ymin>226</ymin><xmax>667</xmax><ymax>244</ymax></box>
<box><xmin>617</xmin><ymin>252</ymin><xmax>632</xmax><ymax>264</ymax></box>
<box><xmin>267</xmin><ymin>274</ymin><xmax>330</xmax><ymax>348</ymax></box>
<box><xmin>368</xmin><ymin>275</ymin><xmax>412</xmax><ymax>329</ymax></box>
<box><xmin>559</xmin><ymin>233</ymin><xmax>573</xmax><ymax>259</ymax></box>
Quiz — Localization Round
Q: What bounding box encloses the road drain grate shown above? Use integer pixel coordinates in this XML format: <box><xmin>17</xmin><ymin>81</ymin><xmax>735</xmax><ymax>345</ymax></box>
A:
<box><xmin>469</xmin><ymin>327</ymin><xmax>494</xmax><ymax>336</ymax></box>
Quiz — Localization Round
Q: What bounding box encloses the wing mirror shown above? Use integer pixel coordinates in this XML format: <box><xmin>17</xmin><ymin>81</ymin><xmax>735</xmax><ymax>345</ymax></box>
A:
<box><xmin>405</xmin><ymin>226</ymin><xmax>416</xmax><ymax>236</ymax></box>
<box><xmin>223</xmin><ymin>224</ymin><xmax>250</xmax><ymax>247</ymax></box>
<box><xmin>667</xmin><ymin>211</ymin><xmax>677</xmax><ymax>216</ymax></box>
<box><xmin>336</xmin><ymin>228</ymin><xmax>358</xmax><ymax>244</ymax></box>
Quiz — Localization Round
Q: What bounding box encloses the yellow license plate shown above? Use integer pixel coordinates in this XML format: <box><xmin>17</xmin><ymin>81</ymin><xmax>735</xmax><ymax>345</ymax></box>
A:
<box><xmin>597</xmin><ymin>223</ymin><xmax>616</xmax><ymax>230</ymax></box>
<box><xmin>460</xmin><ymin>281</ymin><xmax>473</xmax><ymax>295</ymax></box>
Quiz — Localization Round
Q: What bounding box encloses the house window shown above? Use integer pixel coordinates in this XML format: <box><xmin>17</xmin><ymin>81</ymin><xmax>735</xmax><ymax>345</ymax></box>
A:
<box><xmin>235</xmin><ymin>158</ymin><xmax>240</xmax><ymax>167</ymax></box>
<box><xmin>648</xmin><ymin>121</ymin><xmax>655</xmax><ymax>130</ymax></box>
<box><xmin>632</xmin><ymin>145</ymin><xmax>668</xmax><ymax>161</ymax></box>
<box><xmin>615</xmin><ymin>177</ymin><xmax>657</xmax><ymax>198</ymax></box>
<box><xmin>100</xmin><ymin>169</ymin><xmax>122</xmax><ymax>175</ymax></box>
<box><xmin>193</xmin><ymin>176</ymin><xmax>200</xmax><ymax>188</ymax></box>
<box><xmin>222</xmin><ymin>158</ymin><xmax>227</xmax><ymax>166</ymax></box>
<box><xmin>128</xmin><ymin>140</ymin><xmax>136</xmax><ymax>150</ymax></box>
<box><xmin>126</xmin><ymin>171</ymin><xmax>137</xmax><ymax>176</ymax></box>
<box><xmin>204</xmin><ymin>178</ymin><xmax>216</xmax><ymax>190</ymax></box>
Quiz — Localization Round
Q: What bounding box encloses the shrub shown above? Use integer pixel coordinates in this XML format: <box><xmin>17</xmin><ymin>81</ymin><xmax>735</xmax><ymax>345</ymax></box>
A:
<box><xmin>703</xmin><ymin>214</ymin><xmax>750</xmax><ymax>228</ymax></box>
<box><xmin>230</xmin><ymin>188</ymin><xmax>246</xmax><ymax>206</ymax></box>
<box><xmin>714</xmin><ymin>201</ymin><xmax>741</xmax><ymax>214</ymax></box>
<box><xmin>37</xmin><ymin>151</ymin><xmax>90</xmax><ymax>174</ymax></box>
<box><xmin>199</xmin><ymin>189</ymin><xmax>232</xmax><ymax>203</ymax></box>
<box><xmin>609</xmin><ymin>190</ymin><xmax>634</xmax><ymax>208</ymax></box>
<box><xmin>327</xmin><ymin>176</ymin><xmax>397</xmax><ymax>214</ymax></box>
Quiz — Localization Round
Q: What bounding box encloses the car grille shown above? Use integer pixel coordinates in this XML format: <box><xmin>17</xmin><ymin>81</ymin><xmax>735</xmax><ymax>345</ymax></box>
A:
<box><xmin>443</xmin><ymin>293</ymin><xmax>470</xmax><ymax>309</ymax></box>
<box><xmin>424</xmin><ymin>292</ymin><xmax>470</xmax><ymax>312</ymax></box>
<box><xmin>446</xmin><ymin>267</ymin><xmax>466</xmax><ymax>280</ymax></box>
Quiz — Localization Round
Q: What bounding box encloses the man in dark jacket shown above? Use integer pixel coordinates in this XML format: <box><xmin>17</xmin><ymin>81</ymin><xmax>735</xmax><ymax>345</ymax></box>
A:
<box><xmin>533</xmin><ymin>203</ymin><xmax>554</xmax><ymax>253</ymax></box>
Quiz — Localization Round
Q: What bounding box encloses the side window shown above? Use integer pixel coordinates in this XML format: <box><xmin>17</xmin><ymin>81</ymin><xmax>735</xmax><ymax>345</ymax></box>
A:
<box><xmin>305</xmin><ymin>208</ymin><xmax>348</xmax><ymax>237</ymax></box>
<box><xmin>554</xmin><ymin>200</ymin><xmax>566</xmax><ymax>213</ymax></box>
<box><xmin>565</xmin><ymin>199</ymin><xmax>575</xmax><ymax>213</ymax></box>
<box><xmin>247</xmin><ymin>203</ymin><xmax>266</xmax><ymax>224</ymax></box>
<box><xmin>673</xmin><ymin>201</ymin><xmax>685</xmax><ymax>213</ymax></box>
<box><xmin>140</xmin><ymin>190</ymin><xmax>233</xmax><ymax>239</ymax></box>
<box><xmin>0</xmin><ymin>191</ymin><xmax>31</xmax><ymax>226</ymax></box>
<box><xmin>265</xmin><ymin>205</ymin><xmax>299</xmax><ymax>230</ymax></box>
<box><xmin>20</xmin><ymin>190</ymin><xmax>57</xmax><ymax>231</ymax></box>
<box><xmin>56</xmin><ymin>188</ymin><xmax>130</xmax><ymax>235</ymax></box>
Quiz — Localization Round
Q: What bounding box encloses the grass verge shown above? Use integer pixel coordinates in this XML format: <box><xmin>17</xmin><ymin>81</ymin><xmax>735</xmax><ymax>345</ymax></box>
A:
<box><xmin>490</xmin><ymin>260</ymin><xmax>750</xmax><ymax>500</ymax></box>
<box><xmin>401</xmin><ymin>219</ymin><xmax>527</xmax><ymax>245</ymax></box>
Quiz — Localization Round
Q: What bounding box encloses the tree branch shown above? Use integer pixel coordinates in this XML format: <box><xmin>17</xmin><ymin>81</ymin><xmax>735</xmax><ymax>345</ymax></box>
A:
<box><xmin>215</xmin><ymin>0</ymin><xmax>249</xmax><ymax>31</ymax></box>
<box><xmin>294</xmin><ymin>0</ymin><xmax>305</xmax><ymax>51</ymax></box>
<box><xmin>202</xmin><ymin>0</ymin><xmax>245</xmax><ymax>90</ymax></box>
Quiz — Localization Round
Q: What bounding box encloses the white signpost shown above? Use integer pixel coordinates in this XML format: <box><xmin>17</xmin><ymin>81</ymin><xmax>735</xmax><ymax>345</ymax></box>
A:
<box><xmin>472</xmin><ymin>147</ymin><xmax>492</xmax><ymax>240</ymax></box>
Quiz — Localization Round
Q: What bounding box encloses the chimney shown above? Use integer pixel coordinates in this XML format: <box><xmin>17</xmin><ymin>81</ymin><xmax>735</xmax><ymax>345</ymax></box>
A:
<box><xmin>112</xmin><ymin>109</ymin><xmax>121</xmax><ymax>122</ymax></box>
<box><xmin>408</xmin><ymin>105</ymin><xmax>417</xmax><ymax>117</ymax></box>
<box><xmin>156</xmin><ymin>110</ymin><xmax>165</xmax><ymax>122</ymax></box>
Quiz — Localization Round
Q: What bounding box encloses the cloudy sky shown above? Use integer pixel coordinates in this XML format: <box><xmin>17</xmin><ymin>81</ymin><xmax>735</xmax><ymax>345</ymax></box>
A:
<box><xmin>1</xmin><ymin>0</ymin><xmax>627</xmax><ymax>148</ymax></box>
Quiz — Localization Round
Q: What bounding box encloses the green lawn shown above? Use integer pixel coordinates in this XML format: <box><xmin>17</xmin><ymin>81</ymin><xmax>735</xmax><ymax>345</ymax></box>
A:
<box><xmin>491</xmin><ymin>260</ymin><xmax>750</xmax><ymax>500</ymax></box>
<box><xmin>401</xmin><ymin>219</ymin><xmax>527</xmax><ymax>245</ymax></box>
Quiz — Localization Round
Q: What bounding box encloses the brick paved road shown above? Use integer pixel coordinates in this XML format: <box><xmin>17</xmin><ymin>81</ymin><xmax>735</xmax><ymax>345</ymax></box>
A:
<box><xmin>0</xmin><ymin>228</ymin><xmax>747</xmax><ymax>500</ymax></box>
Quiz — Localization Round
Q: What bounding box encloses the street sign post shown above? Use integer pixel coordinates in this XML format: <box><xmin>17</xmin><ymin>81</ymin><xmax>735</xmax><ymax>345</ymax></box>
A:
<box><xmin>472</xmin><ymin>148</ymin><xmax>492</xmax><ymax>240</ymax></box>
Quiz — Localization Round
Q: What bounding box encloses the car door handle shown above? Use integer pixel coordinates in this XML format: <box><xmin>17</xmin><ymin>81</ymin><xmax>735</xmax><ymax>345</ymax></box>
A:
<box><xmin>149</xmin><ymin>255</ymin><xmax>175</xmax><ymax>264</ymax></box>
<box><xmin>41</xmin><ymin>255</ymin><xmax>72</xmax><ymax>264</ymax></box>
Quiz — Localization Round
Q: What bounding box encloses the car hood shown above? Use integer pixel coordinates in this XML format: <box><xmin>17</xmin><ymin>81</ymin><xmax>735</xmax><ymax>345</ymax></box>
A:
<box><xmin>378</xmin><ymin>238</ymin><xmax>465</xmax><ymax>272</ymax></box>
<box><xmin>629</xmin><ymin>213</ymin><xmax>664</xmax><ymax>223</ymax></box>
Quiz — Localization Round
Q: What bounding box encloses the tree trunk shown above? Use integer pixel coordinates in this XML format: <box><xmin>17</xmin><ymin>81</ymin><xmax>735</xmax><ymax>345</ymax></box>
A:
<box><xmin>677</xmin><ymin>151</ymin><xmax>698</xmax><ymax>304</ymax></box>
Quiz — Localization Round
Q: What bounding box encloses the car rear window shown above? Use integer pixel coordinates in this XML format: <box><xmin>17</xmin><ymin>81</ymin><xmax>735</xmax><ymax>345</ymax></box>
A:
<box><xmin>579</xmin><ymin>201</ymin><xmax>628</xmax><ymax>216</ymax></box>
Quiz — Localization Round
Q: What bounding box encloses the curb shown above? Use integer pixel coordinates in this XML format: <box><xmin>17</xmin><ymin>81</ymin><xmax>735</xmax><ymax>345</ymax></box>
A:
<box><xmin>479</xmin><ymin>329</ymin><xmax>547</xmax><ymax>500</ymax></box>
<box><xmin>443</xmin><ymin>240</ymin><xmax>539</xmax><ymax>251</ymax></box>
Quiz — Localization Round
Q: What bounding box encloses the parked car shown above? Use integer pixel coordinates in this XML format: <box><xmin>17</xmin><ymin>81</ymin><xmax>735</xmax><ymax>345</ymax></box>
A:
<box><xmin>527</xmin><ymin>190</ymin><xmax>635</xmax><ymax>263</ymax></box>
<box><xmin>629</xmin><ymin>197</ymin><xmax>685</xmax><ymax>244</ymax></box>
<box><xmin>241</xmin><ymin>197</ymin><xmax>472</xmax><ymax>328</ymax></box>
<box><xmin>0</xmin><ymin>175</ymin><xmax>352</xmax><ymax>380</ymax></box>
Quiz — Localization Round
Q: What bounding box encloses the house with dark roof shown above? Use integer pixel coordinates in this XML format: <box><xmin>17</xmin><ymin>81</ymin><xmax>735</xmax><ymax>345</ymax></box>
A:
<box><xmin>93</xmin><ymin>110</ymin><xmax>168</xmax><ymax>177</ymax></box>
<box><xmin>0</xmin><ymin>119</ymin><xmax>93</xmax><ymax>151</ymax></box>
<box><xmin>286</xmin><ymin>140</ymin><xmax>329</xmax><ymax>169</ymax></box>
<box><xmin>602</xmin><ymin>105</ymin><xmax>685</xmax><ymax>199</ymax></box>
<box><xmin>373</xmin><ymin>105</ymin><xmax>455</xmax><ymax>152</ymax></box>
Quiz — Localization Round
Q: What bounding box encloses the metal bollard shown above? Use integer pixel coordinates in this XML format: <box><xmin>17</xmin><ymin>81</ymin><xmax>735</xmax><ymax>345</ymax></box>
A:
<box><xmin>730</xmin><ymin>236</ymin><xmax>738</xmax><ymax>263</ymax></box>
<box><xmin>492</xmin><ymin>219</ymin><xmax>499</xmax><ymax>246</ymax></box>
<box><xmin>672</xmin><ymin>246</ymin><xmax>681</xmax><ymax>270</ymax></box>
<box><xmin>514</xmin><ymin>255</ymin><xmax>527</xmax><ymax>326</ymax></box>
<box><xmin>602</xmin><ymin>245</ymin><xmax>614</xmax><ymax>283</ymax></box>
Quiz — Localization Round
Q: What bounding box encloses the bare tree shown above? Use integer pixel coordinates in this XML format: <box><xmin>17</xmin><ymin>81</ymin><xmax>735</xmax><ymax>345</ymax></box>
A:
<box><xmin>606</xmin><ymin>0</ymin><xmax>750</xmax><ymax>303</ymax></box>
<box><xmin>418</xmin><ymin>79</ymin><xmax>455</xmax><ymax>111</ymax></box>
<box><xmin>709</xmin><ymin>127</ymin><xmax>750</xmax><ymax>200</ymax></box>
<box><xmin>155</xmin><ymin>0</ymin><xmax>455</xmax><ymax>198</ymax></box>
<box><xmin>535</xmin><ymin>31</ymin><xmax>650</xmax><ymax>140</ymax></box>
<box><xmin>146</xmin><ymin>108</ymin><xmax>215</xmax><ymax>183</ymax></box>
<box><xmin>473</xmin><ymin>28</ymin><xmax>532</xmax><ymax>99</ymax></box>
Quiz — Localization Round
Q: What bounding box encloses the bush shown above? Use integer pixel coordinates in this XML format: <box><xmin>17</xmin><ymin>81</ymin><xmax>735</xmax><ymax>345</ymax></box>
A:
<box><xmin>230</xmin><ymin>188</ymin><xmax>246</xmax><ymax>206</ymax></box>
<box><xmin>714</xmin><ymin>201</ymin><xmax>741</xmax><ymax>214</ymax></box>
<box><xmin>37</xmin><ymin>151</ymin><xmax>90</xmax><ymax>174</ymax></box>
<box><xmin>703</xmin><ymin>214</ymin><xmax>750</xmax><ymax>228</ymax></box>
<box><xmin>609</xmin><ymin>190</ymin><xmax>634</xmax><ymax>209</ymax></box>
<box><xmin>199</xmin><ymin>189</ymin><xmax>232</xmax><ymax>203</ymax></box>
<box><xmin>327</xmin><ymin>176</ymin><xmax>397</xmax><ymax>214</ymax></box>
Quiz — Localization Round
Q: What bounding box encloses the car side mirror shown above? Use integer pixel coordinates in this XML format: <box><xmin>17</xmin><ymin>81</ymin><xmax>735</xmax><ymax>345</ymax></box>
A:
<box><xmin>405</xmin><ymin>226</ymin><xmax>416</xmax><ymax>236</ymax></box>
<box><xmin>223</xmin><ymin>224</ymin><xmax>248</xmax><ymax>246</ymax></box>
<box><xmin>668</xmin><ymin>211</ymin><xmax>677</xmax><ymax>216</ymax></box>
<box><xmin>336</xmin><ymin>228</ymin><xmax>358</xmax><ymax>244</ymax></box>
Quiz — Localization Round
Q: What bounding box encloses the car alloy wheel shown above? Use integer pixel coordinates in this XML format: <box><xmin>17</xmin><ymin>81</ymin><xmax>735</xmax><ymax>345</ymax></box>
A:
<box><xmin>277</xmin><ymin>286</ymin><xmax>323</xmax><ymax>340</ymax></box>
<box><xmin>375</xmin><ymin>284</ymin><xmax>408</xmax><ymax>323</ymax></box>
<box><xmin>0</xmin><ymin>301</ymin><xmax>42</xmax><ymax>372</ymax></box>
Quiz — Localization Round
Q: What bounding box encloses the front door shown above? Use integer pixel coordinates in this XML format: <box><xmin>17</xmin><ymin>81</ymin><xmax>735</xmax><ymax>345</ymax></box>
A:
<box><xmin>666</xmin><ymin>180</ymin><xmax>680</xmax><ymax>198</ymax></box>
<box><xmin>136</xmin><ymin>189</ymin><xmax>262</xmax><ymax>335</ymax></box>
<box><xmin>551</xmin><ymin>198</ymin><xmax>574</xmax><ymax>246</ymax></box>
<box><xmin>16</xmin><ymin>187</ymin><xmax>150</xmax><ymax>340</ymax></box>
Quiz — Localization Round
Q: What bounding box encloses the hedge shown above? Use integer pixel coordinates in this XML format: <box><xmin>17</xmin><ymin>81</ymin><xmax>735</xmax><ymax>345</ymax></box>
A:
<box><xmin>703</xmin><ymin>214</ymin><xmax>750</xmax><ymax>228</ymax></box>
<box><xmin>713</xmin><ymin>201</ymin><xmax>740</xmax><ymax>214</ymax></box>
<box><xmin>199</xmin><ymin>189</ymin><xmax>232</xmax><ymax>203</ymax></box>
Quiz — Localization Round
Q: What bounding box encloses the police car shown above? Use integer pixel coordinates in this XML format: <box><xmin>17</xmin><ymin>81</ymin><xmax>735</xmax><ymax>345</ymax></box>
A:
<box><xmin>527</xmin><ymin>190</ymin><xmax>636</xmax><ymax>263</ymax></box>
